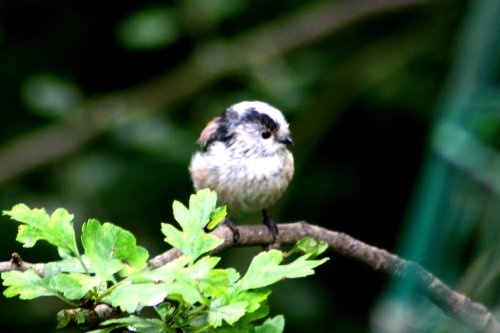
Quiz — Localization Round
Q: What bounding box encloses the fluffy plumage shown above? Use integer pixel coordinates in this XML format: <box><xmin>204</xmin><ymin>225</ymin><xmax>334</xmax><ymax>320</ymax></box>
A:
<box><xmin>189</xmin><ymin>101</ymin><xmax>294</xmax><ymax>228</ymax></box>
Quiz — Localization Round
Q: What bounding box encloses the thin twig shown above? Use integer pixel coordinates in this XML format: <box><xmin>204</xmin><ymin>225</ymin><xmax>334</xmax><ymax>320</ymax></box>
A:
<box><xmin>0</xmin><ymin>252</ymin><xmax>45</xmax><ymax>276</ymax></box>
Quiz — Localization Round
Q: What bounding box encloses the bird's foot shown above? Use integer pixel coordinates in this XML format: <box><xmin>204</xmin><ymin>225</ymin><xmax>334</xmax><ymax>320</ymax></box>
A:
<box><xmin>223</xmin><ymin>217</ymin><xmax>240</xmax><ymax>243</ymax></box>
<box><xmin>262</xmin><ymin>210</ymin><xmax>279</xmax><ymax>244</ymax></box>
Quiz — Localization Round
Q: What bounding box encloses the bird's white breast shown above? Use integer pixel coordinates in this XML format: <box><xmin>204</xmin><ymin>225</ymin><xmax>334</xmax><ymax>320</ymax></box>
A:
<box><xmin>190</xmin><ymin>144</ymin><xmax>294</xmax><ymax>214</ymax></box>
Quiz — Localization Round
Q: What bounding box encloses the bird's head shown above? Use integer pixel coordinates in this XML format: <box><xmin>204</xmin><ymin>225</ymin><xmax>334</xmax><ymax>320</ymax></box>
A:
<box><xmin>199</xmin><ymin>101</ymin><xmax>293</xmax><ymax>156</ymax></box>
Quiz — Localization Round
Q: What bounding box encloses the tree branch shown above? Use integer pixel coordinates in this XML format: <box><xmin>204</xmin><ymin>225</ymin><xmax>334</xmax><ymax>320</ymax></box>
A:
<box><xmin>2</xmin><ymin>222</ymin><xmax>497</xmax><ymax>332</ymax></box>
<box><xmin>150</xmin><ymin>222</ymin><xmax>500</xmax><ymax>333</ymax></box>
<box><xmin>0</xmin><ymin>0</ymin><xmax>428</xmax><ymax>185</ymax></box>
<box><xmin>0</xmin><ymin>252</ymin><xmax>44</xmax><ymax>277</ymax></box>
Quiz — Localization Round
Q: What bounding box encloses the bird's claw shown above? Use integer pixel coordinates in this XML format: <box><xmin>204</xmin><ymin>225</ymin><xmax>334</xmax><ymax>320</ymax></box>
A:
<box><xmin>223</xmin><ymin>217</ymin><xmax>240</xmax><ymax>243</ymax></box>
<box><xmin>262</xmin><ymin>210</ymin><xmax>279</xmax><ymax>243</ymax></box>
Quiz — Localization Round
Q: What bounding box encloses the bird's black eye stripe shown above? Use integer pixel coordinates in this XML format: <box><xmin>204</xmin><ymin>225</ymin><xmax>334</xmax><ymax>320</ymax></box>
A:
<box><xmin>241</xmin><ymin>108</ymin><xmax>279</xmax><ymax>131</ymax></box>
<box><xmin>203</xmin><ymin>107</ymin><xmax>279</xmax><ymax>150</ymax></box>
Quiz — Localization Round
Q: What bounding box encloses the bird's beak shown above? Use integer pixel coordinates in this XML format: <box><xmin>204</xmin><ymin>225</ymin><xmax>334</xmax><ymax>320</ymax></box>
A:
<box><xmin>278</xmin><ymin>135</ymin><xmax>293</xmax><ymax>146</ymax></box>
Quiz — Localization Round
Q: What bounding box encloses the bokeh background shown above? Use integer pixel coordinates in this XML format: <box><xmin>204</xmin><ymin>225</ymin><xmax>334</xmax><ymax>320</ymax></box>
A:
<box><xmin>0</xmin><ymin>0</ymin><xmax>499</xmax><ymax>332</ymax></box>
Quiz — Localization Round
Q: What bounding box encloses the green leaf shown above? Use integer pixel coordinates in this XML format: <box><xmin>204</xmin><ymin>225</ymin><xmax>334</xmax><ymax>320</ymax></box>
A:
<box><xmin>198</xmin><ymin>268</ymin><xmax>234</xmax><ymax>298</ymax></box>
<box><xmin>163</xmin><ymin>189</ymin><xmax>224</xmax><ymax>259</ymax></box>
<box><xmin>208</xmin><ymin>298</ymin><xmax>248</xmax><ymax>327</ymax></box>
<box><xmin>234</xmin><ymin>288</ymin><xmax>271</xmax><ymax>313</ymax></box>
<box><xmin>207</xmin><ymin>205</ymin><xmax>227</xmax><ymax>230</ymax></box>
<box><xmin>148</xmin><ymin>255</ymin><xmax>192</xmax><ymax>282</ymax></box>
<box><xmin>2</xmin><ymin>269</ymin><xmax>97</xmax><ymax>302</ymax></box>
<box><xmin>2</xmin><ymin>269</ymin><xmax>58</xmax><ymax>299</ymax></box>
<box><xmin>255</xmin><ymin>315</ymin><xmax>285</xmax><ymax>333</ymax></box>
<box><xmin>176</xmin><ymin>256</ymin><xmax>230</xmax><ymax>298</ymax></box>
<box><xmin>243</xmin><ymin>301</ymin><xmax>270</xmax><ymax>323</ymax></box>
<box><xmin>188</xmin><ymin>188</ymin><xmax>218</xmax><ymax>229</ymax></box>
<box><xmin>178</xmin><ymin>256</ymin><xmax>220</xmax><ymax>279</ymax></box>
<box><xmin>171</xmin><ymin>189</ymin><xmax>219</xmax><ymax>232</ymax></box>
<box><xmin>44</xmin><ymin>256</ymin><xmax>93</xmax><ymax>275</ymax></box>
<box><xmin>129</xmin><ymin>256</ymin><xmax>207</xmax><ymax>305</ymax></box>
<box><xmin>172</xmin><ymin>200</ymin><xmax>191</xmax><ymax>230</ymax></box>
<box><xmin>3</xmin><ymin>204</ymin><xmax>79</xmax><ymax>257</ymax></box>
<box><xmin>81</xmin><ymin>219</ymin><xmax>149</xmax><ymax>280</ymax></box>
<box><xmin>49</xmin><ymin>273</ymin><xmax>100</xmax><ymax>300</ymax></box>
<box><xmin>214</xmin><ymin>323</ymin><xmax>255</xmax><ymax>333</ymax></box>
<box><xmin>161</xmin><ymin>223</ymin><xmax>223</xmax><ymax>260</ymax></box>
<box><xmin>288</xmin><ymin>237</ymin><xmax>329</xmax><ymax>259</ymax></box>
<box><xmin>161</xmin><ymin>222</ymin><xmax>186</xmax><ymax>249</ymax></box>
<box><xmin>149</xmin><ymin>256</ymin><xmax>235</xmax><ymax>302</ymax></box>
<box><xmin>237</xmin><ymin>250</ymin><xmax>328</xmax><ymax>290</ymax></box>
<box><xmin>98</xmin><ymin>315</ymin><xmax>164</xmax><ymax>333</ymax></box>
<box><xmin>166</xmin><ymin>280</ymin><xmax>203</xmax><ymax>305</ymax></box>
<box><xmin>102</xmin><ymin>283</ymin><xmax>168</xmax><ymax>313</ymax></box>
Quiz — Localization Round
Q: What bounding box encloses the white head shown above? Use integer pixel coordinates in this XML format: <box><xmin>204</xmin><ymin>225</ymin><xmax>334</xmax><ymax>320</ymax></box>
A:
<box><xmin>198</xmin><ymin>101</ymin><xmax>293</xmax><ymax>156</ymax></box>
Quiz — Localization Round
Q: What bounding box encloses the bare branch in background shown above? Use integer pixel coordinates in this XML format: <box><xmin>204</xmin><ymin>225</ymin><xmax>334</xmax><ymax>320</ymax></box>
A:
<box><xmin>0</xmin><ymin>0</ymin><xmax>428</xmax><ymax>185</ymax></box>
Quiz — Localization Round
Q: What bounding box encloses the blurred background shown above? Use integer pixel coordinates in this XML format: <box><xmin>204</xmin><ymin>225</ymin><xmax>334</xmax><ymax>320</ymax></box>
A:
<box><xmin>0</xmin><ymin>0</ymin><xmax>499</xmax><ymax>332</ymax></box>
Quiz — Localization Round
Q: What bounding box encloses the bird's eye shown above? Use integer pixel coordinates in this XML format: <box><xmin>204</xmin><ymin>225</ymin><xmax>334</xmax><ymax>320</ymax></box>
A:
<box><xmin>261</xmin><ymin>131</ymin><xmax>272</xmax><ymax>139</ymax></box>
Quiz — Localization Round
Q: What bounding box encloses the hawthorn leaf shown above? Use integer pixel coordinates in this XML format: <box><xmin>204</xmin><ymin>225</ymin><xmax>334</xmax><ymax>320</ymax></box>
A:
<box><xmin>198</xmin><ymin>268</ymin><xmax>234</xmax><ymax>298</ymax></box>
<box><xmin>167</xmin><ymin>280</ymin><xmax>204</xmax><ymax>305</ymax></box>
<box><xmin>97</xmin><ymin>315</ymin><xmax>164</xmax><ymax>333</ymax></box>
<box><xmin>137</xmin><ymin>257</ymin><xmax>205</xmax><ymax>306</ymax></box>
<box><xmin>81</xmin><ymin>219</ymin><xmax>149</xmax><ymax>281</ymax></box>
<box><xmin>206</xmin><ymin>205</ymin><xmax>227</xmax><ymax>230</ymax></box>
<box><xmin>161</xmin><ymin>222</ymin><xmax>187</xmax><ymax>251</ymax></box>
<box><xmin>177</xmin><ymin>256</ymin><xmax>220</xmax><ymax>279</ymax></box>
<box><xmin>243</xmin><ymin>302</ymin><xmax>270</xmax><ymax>323</ymax></box>
<box><xmin>161</xmin><ymin>223</ymin><xmax>222</xmax><ymax>259</ymax></box>
<box><xmin>255</xmin><ymin>315</ymin><xmax>285</xmax><ymax>333</ymax></box>
<box><xmin>188</xmin><ymin>189</ymin><xmax>218</xmax><ymax>229</ymax></box>
<box><xmin>3</xmin><ymin>204</ymin><xmax>78</xmax><ymax>257</ymax></box>
<box><xmin>175</xmin><ymin>256</ymin><xmax>229</xmax><ymax>297</ymax></box>
<box><xmin>148</xmin><ymin>255</ymin><xmax>191</xmax><ymax>282</ymax></box>
<box><xmin>102</xmin><ymin>283</ymin><xmax>168</xmax><ymax>313</ymax></box>
<box><xmin>164</xmin><ymin>189</ymin><xmax>224</xmax><ymax>258</ymax></box>
<box><xmin>288</xmin><ymin>237</ymin><xmax>328</xmax><ymax>259</ymax></box>
<box><xmin>237</xmin><ymin>250</ymin><xmax>328</xmax><ymax>290</ymax></box>
<box><xmin>213</xmin><ymin>323</ymin><xmax>255</xmax><ymax>333</ymax></box>
<box><xmin>234</xmin><ymin>289</ymin><xmax>271</xmax><ymax>313</ymax></box>
<box><xmin>172</xmin><ymin>200</ymin><xmax>190</xmax><ymax>230</ymax></box>
<box><xmin>208</xmin><ymin>299</ymin><xmax>248</xmax><ymax>327</ymax></box>
<box><xmin>49</xmin><ymin>273</ymin><xmax>100</xmax><ymax>300</ymax></box>
<box><xmin>44</xmin><ymin>256</ymin><xmax>92</xmax><ymax>275</ymax></box>
<box><xmin>1</xmin><ymin>269</ymin><xmax>58</xmax><ymax>299</ymax></box>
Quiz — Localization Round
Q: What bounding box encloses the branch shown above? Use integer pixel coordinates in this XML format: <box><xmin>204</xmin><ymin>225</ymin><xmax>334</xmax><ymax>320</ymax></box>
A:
<box><xmin>0</xmin><ymin>0</ymin><xmax>428</xmax><ymax>185</ymax></box>
<box><xmin>151</xmin><ymin>222</ymin><xmax>500</xmax><ymax>333</ymax></box>
<box><xmin>56</xmin><ymin>304</ymin><xmax>119</xmax><ymax>330</ymax></box>
<box><xmin>0</xmin><ymin>252</ymin><xmax>44</xmax><ymax>277</ymax></box>
<box><xmin>2</xmin><ymin>222</ymin><xmax>497</xmax><ymax>332</ymax></box>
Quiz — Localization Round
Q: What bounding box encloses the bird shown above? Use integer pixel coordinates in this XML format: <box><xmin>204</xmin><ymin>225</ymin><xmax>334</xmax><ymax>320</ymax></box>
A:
<box><xmin>189</xmin><ymin>101</ymin><xmax>294</xmax><ymax>242</ymax></box>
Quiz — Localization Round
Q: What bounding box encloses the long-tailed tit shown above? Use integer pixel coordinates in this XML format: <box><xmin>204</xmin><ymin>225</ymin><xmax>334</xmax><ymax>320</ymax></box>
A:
<box><xmin>189</xmin><ymin>101</ymin><xmax>294</xmax><ymax>241</ymax></box>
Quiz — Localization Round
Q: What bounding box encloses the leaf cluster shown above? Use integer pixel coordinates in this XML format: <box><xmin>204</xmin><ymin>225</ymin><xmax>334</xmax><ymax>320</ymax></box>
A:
<box><xmin>1</xmin><ymin>189</ymin><xmax>328</xmax><ymax>332</ymax></box>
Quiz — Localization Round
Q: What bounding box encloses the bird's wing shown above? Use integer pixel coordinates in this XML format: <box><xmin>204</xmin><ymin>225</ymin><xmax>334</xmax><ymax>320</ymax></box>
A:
<box><xmin>197</xmin><ymin>117</ymin><xmax>221</xmax><ymax>150</ymax></box>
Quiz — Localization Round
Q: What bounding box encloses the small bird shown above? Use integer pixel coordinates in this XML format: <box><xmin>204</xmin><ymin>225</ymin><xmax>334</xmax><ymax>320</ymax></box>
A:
<box><xmin>189</xmin><ymin>101</ymin><xmax>294</xmax><ymax>242</ymax></box>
